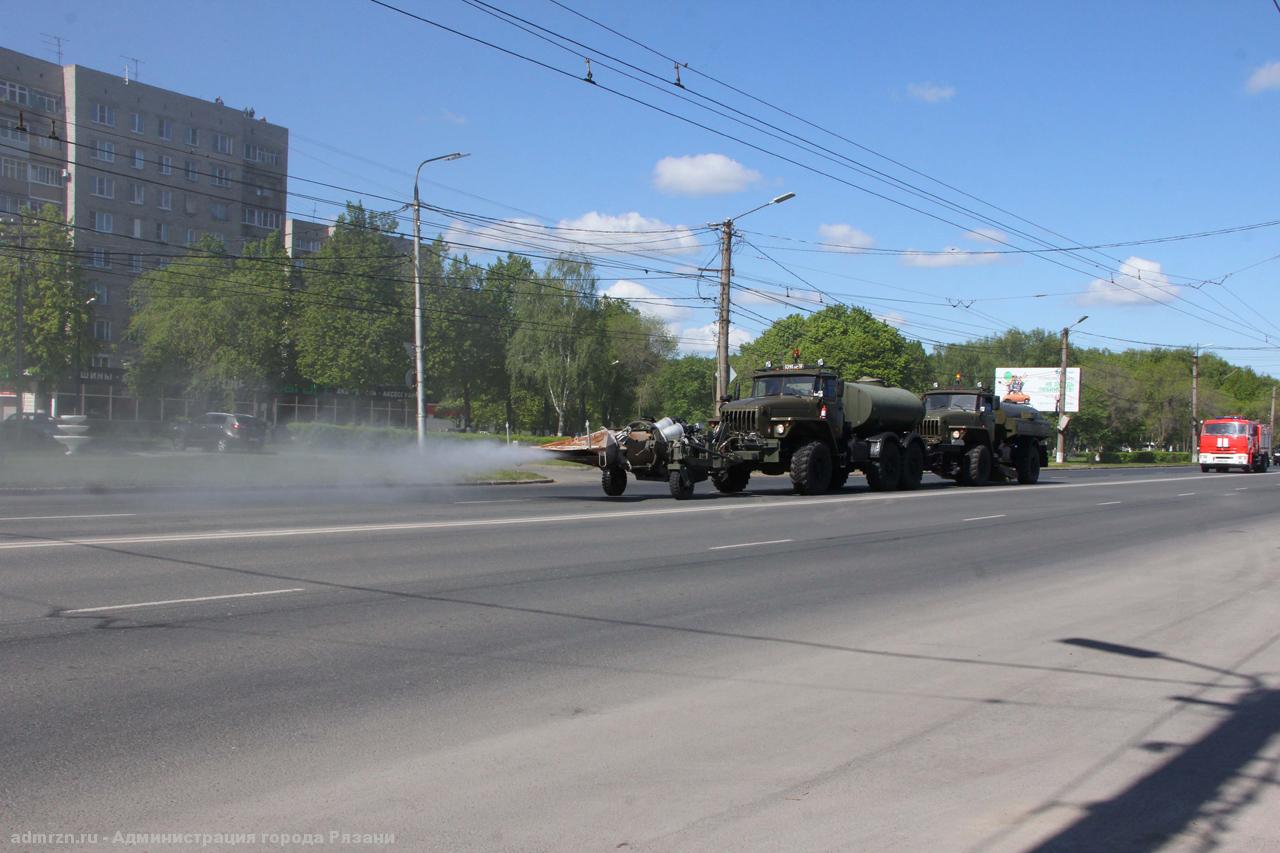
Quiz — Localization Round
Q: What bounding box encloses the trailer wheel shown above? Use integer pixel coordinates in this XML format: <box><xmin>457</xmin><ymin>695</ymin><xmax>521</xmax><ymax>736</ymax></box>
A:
<box><xmin>960</xmin><ymin>444</ymin><xmax>991</xmax><ymax>486</ymax></box>
<box><xmin>601</xmin><ymin>466</ymin><xmax>627</xmax><ymax>497</ymax></box>
<box><xmin>711</xmin><ymin>465</ymin><xmax>751</xmax><ymax>494</ymax></box>
<box><xmin>898</xmin><ymin>442</ymin><xmax>924</xmax><ymax>491</ymax></box>
<box><xmin>669</xmin><ymin>469</ymin><xmax>695</xmax><ymax>500</ymax></box>
<box><xmin>1015</xmin><ymin>444</ymin><xmax>1041</xmax><ymax>484</ymax></box>
<box><xmin>790</xmin><ymin>440</ymin><xmax>832</xmax><ymax>495</ymax></box>
<box><xmin>865</xmin><ymin>438</ymin><xmax>901</xmax><ymax>492</ymax></box>
<box><xmin>828</xmin><ymin>465</ymin><xmax>850</xmax><ymax>491</ymax></box>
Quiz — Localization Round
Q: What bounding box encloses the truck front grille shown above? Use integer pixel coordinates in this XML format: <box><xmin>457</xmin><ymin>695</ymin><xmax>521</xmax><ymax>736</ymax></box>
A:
<box><xmin>720</xmin><ymin>408</ymin><xmax>760</xmax><ymax>435</ymax></box>
<box><xmin>919</xmin><ymin>416</ymin><xmax>942</xmax><ymax>439</ymax></box>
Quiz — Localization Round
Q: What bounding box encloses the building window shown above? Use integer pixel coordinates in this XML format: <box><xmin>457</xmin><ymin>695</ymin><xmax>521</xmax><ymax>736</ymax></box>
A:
<box><xmin>93</xmin><ymin>211</ymin><xmax>113</xmax><ymax>234</ymax></box>
<box><xmin>92</xmin><ymin>140</ymin><xmax>115</xmax><ymax>162</ymax></box>
<box><xmin>130</xmin><ymin>113</ymin><xmax>144</xmax><ymax>134</ymax></box>
<box><xmin>159</xmin><ymin>155</ymin><xmax>172</xmax><ymax>176</ymax></box>
<box><xmin>210</xmin><ymin>202</ymin><xmax>228</xmax><ymax>222</ymax></box>
<box><xmin>0</xmin><ymin>118</ymin><xmax>28</xmax><ymax>142</ymax></box>
<box><xmin>158</xmin><ymin>118</ymin><xmax>173</xmax><ymax>140</ymax></box>
<box><xmin>185</xmin><ymin>228</ymin><xmax>197</xmax><ymax>246</ymax></box>
<box><xmin>91</xmin><ymin>248</ymin><xmax>110</xmax><ymax>268</ymax></box>
<box><xmin>92</xmin><ymin>103</ymin><xmax>116</xmax><ymax>126</ymax></box>
<box><xmin>132</xmin><ymin>149</ymin><xmax>145</xmax><ymax>170</ymax></box>
<box><xmin>185</xmin><ymin>127</ymin><xmax>198</xmax><ymax>147</ymax></box>
<box><xmin>158</xmin><ymin>189</ymin><xmax>172</xmax><ymax>210</ymax></box>
<box><xmin>154</xmin><ymin>221</ymin><xmax>169</xmax><ymax>241</ymax></box>
<box><xmin>132</xmin><ymin>217</ymin><xmax>143</xmax><ymax>239</ymax></box>
<box><xmin>184</xmin><ymin>160</ymin><xmax>198</xmax><ymax>182</ymax></box>
<box><xmin>241</xmin><ymin>206</ymin><xmax>280</xmax><ymax>229</ymax></box>
<box><xmin>91</xmin><ymin>176</ymin><xmax>115</xmax><ymax>198</ymax></box>
<box><xmin>30</xmin><ymin>90</ymin><xmax>59</xmax><ymax>112</ymax></box>
<box><xmin>91</xmin><ymin>282</ymin><xmax>110</xmax><ymax>305</ymax></box>
<box><xmin>213</xmin><ymin>133</ymin><xmax>233</xmax><ymax>155</ymax></box>
<box><xmin>0</xmin><ymin>80</ymin><xmax>31</xmax><ymax>106</ymax></box>
<box><xmin>0</xmin><ymin>158</ymin><xmax>22</xmax><ymax>180</ymax></box>
<box><xmin>29</xmin><ymin>164</ymin><xmax>62</xmax><ymax>186</ymax></box>
<box><xmin>93</xmin><ymin>319</ymin><xmax>112</xmax><ymax>342</ymax></box>
<box><xmin>184</xmin><ymin>194</ymin><xmax>198</xmax><ymax>215</ymax></box>
<box><xmin>91</xmin><ymin>354</ymin><xmax>110</xmax><ymax>368</ymax></box>
<box><xmin>210</xmin><ymin>165</ymin><xmax>230</xmax><ymax>188</ymax></box>
<box><xmin>243</xmin><ymin>143</ymin><xmax>281</xmax><ymax>166</ymax></box>
<box><xmin>129</xmin><ymin>183</ymin><xmax>144</xmax><ymax>205</ymax></box>
<box><xmin>130</xmin><ymin>254</ymin><xmax>143</xmax><ymax>272</ymax></box>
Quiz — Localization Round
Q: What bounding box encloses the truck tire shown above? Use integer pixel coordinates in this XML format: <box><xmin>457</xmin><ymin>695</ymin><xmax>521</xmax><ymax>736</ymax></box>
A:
<box><xmin>601</xmin><ymin>466</ymin><xmax>627</xmax><ymax>496</ymax></box>
<box><xmin>828</xmin><ymin>465</ymin><xmax>850</xmax><ymax>491</ymax></box>
<box><xmin>791</xmin><ymin>440</ymin><xmax>832</xmax><ymax>495</ymax></box>
<box><xmin>898</xmin><ymin>441</ymin><xmax>924</xmax><ymax>491</ymax></box>
<box><xmin>669</xmin><ymin>469</ymin><xmax>695</xmax><ymax>500</ymax></box>
<box><xmin>865</xmin><ymin>438</ymin><xmax>901</xmax><ymax>492</ymax></box>
<box><xmin>712</xmin><ymin>465</ymin><xmax>751</xmax><ymax>494</ymax></box>
<box><xmin>1016</xmin><ymin>445</ymin><xmax>1041</xmax><ymax>484</ymax></box>
<box><xmin>1200</xmin><ymin>465</ymin><xmax>1210</xmax><ymax>473</ymax></box>
<box><xmin>960</xmin><ymin>444</ymin><xmax>991</xmax><ymax>486</ymax></box>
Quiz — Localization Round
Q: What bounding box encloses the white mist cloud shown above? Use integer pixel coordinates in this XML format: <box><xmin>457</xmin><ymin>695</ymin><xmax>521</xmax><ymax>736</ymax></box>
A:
<box><xmin>678</xmin><ymin>321</ymin><xmax>754</xmax><ymax>354</ymax></box>
<box><xmin>906</xmin><ymin>82</ymin><xmax>956</xmax><ymax>103</ymax></box>
<box><xmin>817</xmin><ymin>223</ymin><xmax>875</xmax><ymax>253</ymax></box>
<box><xmin>555</xmin><ymin>211</ymin><xmax>704</xmax><ymax>255</ymax></box>
<box><xmin>1083</xmin><ymin>256</ymin><xmax>1180</xmax><ymax>305</ymax></box>
<box><xmin>602</xmin><ymin>280</ymin><xmax>692</xmax><ymax>323</ymax></box>
<box><xmin>901</xmin><ymin>247</ymin><xmax>1000</xmax><ymax>268</ymax></box>
<box><xmin>873</xmin><ymin>311</ymin><xmax>907</xmax><ymax>328</ymax></box>
<box><xmin>1246</xmin><ymin>61</ymin><xmax>1280</xmax><ymax>94</ymax></box>
<box><xmin>653</xmin><ymin>153</ymin><xmax>761</xmax><ymax>196</ymax></box>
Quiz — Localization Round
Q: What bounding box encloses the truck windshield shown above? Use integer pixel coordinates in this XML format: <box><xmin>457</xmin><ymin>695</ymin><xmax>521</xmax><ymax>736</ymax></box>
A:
<box><xmin>1203</xmin><ymin>422</ymin><xmax>1248</xmax><ymax>436</ymax></box>
<box><xmin>924</xmin><ymin>394</ymin><xmax>979</xmax><ymax>412</ymax></box>
<box><xmin>752</xmin><ymin>376</ymin><xmax>817</xmax><ymax>397</ymax></box>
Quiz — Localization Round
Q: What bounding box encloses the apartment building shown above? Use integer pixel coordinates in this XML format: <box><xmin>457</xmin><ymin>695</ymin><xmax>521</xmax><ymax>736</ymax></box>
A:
<box><xmin>0</xmin><ymin>45</ymin><xmax>288</xmax><ymax>369</ymax></box>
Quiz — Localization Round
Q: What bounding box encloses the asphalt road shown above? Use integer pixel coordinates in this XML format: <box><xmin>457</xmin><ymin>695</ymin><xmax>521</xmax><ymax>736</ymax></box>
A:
<box><xmin>2</xmin><ymin>465</ymin><xmax>1278</xmax><ymax>851</ymax></box>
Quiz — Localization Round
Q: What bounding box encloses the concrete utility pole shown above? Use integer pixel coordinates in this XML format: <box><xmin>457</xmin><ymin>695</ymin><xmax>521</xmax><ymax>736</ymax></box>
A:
<box><xmin>1191</xmin><ymin>347</ymin><xmax>1200</xmax><ymax>453</ymax></box>
<box><xmin>1271</xmin><ymin>385</ymin><xmax>1276</xmax><ymax>437</ymax></box>
<box><xmin>411</xmin><ymin>152</ymin><xmax>468</xmax><ymax>450</ymax></box>
<box><xmin>14</xmin><ymin>218</ymin><xmax>25</xmax><ymax>426</ymax></box>
<box><xmin>1055</xmin><ymin>315</ymin><xmax>1087</xmax><ymax>465</ymax></box>
<box><xmin>712</xmin><ymin>192</ymin><xmax>795</xmax><ymax>415</ymax></box>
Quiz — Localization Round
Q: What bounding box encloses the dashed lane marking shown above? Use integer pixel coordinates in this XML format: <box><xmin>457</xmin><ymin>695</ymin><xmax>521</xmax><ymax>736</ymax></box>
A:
<box><xmin>708</xmin><ymin>539</ymin><xmax>793</xmax><ymax>551</ymax></box>
<box><xmin>963</xmin><ymin>514</ymin><xmax>1007</xmax><ymax>522</ymax></box>
<box><xmin>59</xmin><ymin>588</ymin><xmax>307</xmax><ymax>615</ymax></box>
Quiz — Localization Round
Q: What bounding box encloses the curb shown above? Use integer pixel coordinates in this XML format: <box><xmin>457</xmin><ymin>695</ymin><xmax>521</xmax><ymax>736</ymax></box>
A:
<box><xmin>0</xmin><ymin>477</ymin><xmax>556</xmax><ymax>496</ymax></box>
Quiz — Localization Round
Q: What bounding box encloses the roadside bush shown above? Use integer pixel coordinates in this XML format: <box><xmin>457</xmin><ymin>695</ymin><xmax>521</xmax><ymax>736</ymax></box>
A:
<box><xmin>1126</xmin><ymin>451</ymin><xmax>1156</xmax><ymax>463</ymax></box>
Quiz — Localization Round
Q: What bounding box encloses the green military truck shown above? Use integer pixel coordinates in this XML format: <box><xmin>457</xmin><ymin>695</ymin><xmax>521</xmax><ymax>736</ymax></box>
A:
<box><xmin>664</xmin><ymin>362</ymin><xmax>928</xmax><ymax>499</ymax></box>
<box><xmin>917</xmin><ymin>387</ymin><xmax>1050</xmax><ymax>485</ymax></box>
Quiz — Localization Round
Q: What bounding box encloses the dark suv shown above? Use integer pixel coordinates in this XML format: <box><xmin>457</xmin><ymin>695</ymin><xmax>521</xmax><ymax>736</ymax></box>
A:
<box><xmin>172</xmin><ymin>412</ymin><xmax>267</xmax><ymax>452</ymax></box>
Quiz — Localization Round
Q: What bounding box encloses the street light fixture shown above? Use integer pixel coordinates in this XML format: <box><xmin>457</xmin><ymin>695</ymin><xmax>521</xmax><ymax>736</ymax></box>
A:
<box><xmin>412</xmin><ymin>152</ymin><xmax>469</xmax><ymax>450</ymax></box>
<box><xmin>713</xmin><ymin>192</ymin><xmax>796</xmax><ymax>413</ymax></box>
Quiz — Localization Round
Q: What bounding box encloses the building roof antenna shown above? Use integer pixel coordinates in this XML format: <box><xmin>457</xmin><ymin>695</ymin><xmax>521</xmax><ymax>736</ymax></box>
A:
<box><xmin>41</xmin><ymin>34</ymin><xmax>68</xmax><ymax>65</ymax></box>
<box><xmin>121</xmin><ymin>55</ymin><xmax>143</xmax><ymax>85</ymax></box>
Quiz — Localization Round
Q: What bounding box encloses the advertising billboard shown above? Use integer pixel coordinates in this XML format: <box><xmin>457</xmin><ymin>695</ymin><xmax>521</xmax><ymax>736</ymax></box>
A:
<box><xmin>995</xmin><ymin>367</ymin><xmax>1081</xmax><ymax>413</ymax></box>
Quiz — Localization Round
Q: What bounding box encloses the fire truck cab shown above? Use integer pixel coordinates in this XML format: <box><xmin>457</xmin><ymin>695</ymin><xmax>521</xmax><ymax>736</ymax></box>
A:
<box><xmin>1198</xmin><ymin>417</ymin><xmax>1272</xmax><ymax>473</ymax></box>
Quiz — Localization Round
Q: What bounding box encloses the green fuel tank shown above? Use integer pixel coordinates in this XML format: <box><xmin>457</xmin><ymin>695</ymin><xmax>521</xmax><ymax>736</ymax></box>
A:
<box><xmin>842</xmin><ymin>378</ymin><xmax>925</xmax><ymax>435</ymax></box>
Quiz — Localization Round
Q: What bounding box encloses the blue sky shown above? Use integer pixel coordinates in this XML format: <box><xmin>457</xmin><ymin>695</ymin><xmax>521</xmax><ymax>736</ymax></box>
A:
<box><xmin>9</xmin><ymin>1</ymin><xmax>1280</xmax><ymax>371</ymax></box>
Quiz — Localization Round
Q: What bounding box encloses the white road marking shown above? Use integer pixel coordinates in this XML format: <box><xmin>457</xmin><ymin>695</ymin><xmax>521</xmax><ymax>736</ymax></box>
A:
<box><xmin>60</xmin><ymin>588</ymin><xmax>306</xmax><ymax>615</ymax></box>
<box><xmin>0</xmin><ymin>513</ymin><xmax>137</xmax><ymax>522</ymax></box>
<box><xmin>708</xmin><ymin>539</ymin><xmax>793</xmax><ymax>551</ymax></box>
<box><xmin>1235</xmin><ymin>488</ymin><xmax>1249</xmax><ymax>491</ymax></box>
<box><xmin>2</xmin><ymin>470</ymin><xmax>1274</xmax><ymax>553</ymax></box>
<box><xmin>454</xmin><ymin>499</ymin><xmax>529</xmax><ymax>505</ymax></box>
<box><xmin>1096</xmin><ymin>501</ymin><xmax>1122</xmax><ymax>506</ymax></box>
<box><xmin>962</xmin><ymin>514</ymin><xmax>1007</xmax><ymax>522</ymax></box>
<box><xmin>1177</xmin><ymin>493</ymin><xmax>1196</xmax><ymax>497</ymax></box>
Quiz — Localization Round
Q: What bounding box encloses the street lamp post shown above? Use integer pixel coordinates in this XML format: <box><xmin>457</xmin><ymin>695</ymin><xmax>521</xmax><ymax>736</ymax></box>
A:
<box><xmin>714</xmin><ymin>192</ymin><xmax>795</xmax><ymax>415</ymax></box>
<box><xmin>76</xmin><ymin>295</ymin><xmax>96</xmax><ymax>415</ymax></box>
<box><xmin>412</xmin><ymin>152</ymin><xmax>468</xmax><ymax>450</ymax></box>
<box><xmin>1055</xmin><ymin>314</ymin><xmax>1088</xmax><ymax>464</ymax></box>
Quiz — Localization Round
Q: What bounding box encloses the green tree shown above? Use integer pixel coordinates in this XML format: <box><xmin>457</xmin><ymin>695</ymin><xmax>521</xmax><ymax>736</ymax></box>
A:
<box><xmin>0</xmin><ymin>204</ymin><xmax>93</xmax><ymax>402</ymax></box>
<box><xmin>293</xmin><ymin>203</ymin><xmax>409</xmax><ymax>391</ymax></box>
<box><xmin>640</xmin><ymin>354</ymin><xmax>715</xmax><ymax>422</ymax></box>
<box><xmin>595</xmin><ymin>299</ymin><xmax>675</xmax><ymax>425</ymax></box>
<box><xmin>127</xmin><ymin>236</ymin><xmax>289</xmax><ymax>403</ymax></box>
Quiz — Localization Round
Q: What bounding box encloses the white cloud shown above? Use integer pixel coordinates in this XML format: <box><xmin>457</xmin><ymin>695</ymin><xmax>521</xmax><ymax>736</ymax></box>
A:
<box><xmin>817</xmin><ymin>223</ymin><xmax>875</xmax><ymax>253</ymax></box>
<box><xmin>602</xmin><ymin>280</ymin><xmax>691</xmax><ymax>324</ymax></box>
<box><xmin>554</xmin><ymin>211</ymin><xmax>704</xmax><ymax>255</ymax></box>
<box><xmin>442</xmin><ymin>216</ymin><xmax>543</xmax><ymax>254</ymax></box>
<box><xmin>906</xmin><ymin>82</ymin><xmax>956</xmax><ymax>103</ymax></box>
<box><xmin>963</xmin><ymin>227</ymin><xmax>1008</xmax><ymax>245</ymax></box>
<box><xmin>1082</xmin><ymin>256</ymin><xmax>1180</xmax><ymax>305</ymax></box>
<box><xmin>900</xmin><ymin>247</ymin><xmax>1000</xmax><ymax>268</ymax></box>
<box><xmin>653</xmin><ymin>153</ymin><xmax>761</xmax><ymax>196</ymax></box>
<box><xmin>873</xmin><ymin>311</ymin><xmax>907</xmax><ymax>328</ymax></box>
<box><xmin>1246</xmin><ymin>61</ymin><xmax>1280</xmax><ymax>94</ymax></box>
<box><xmin>678</xmin><ymin>321</ymin><xmax>754</xmax><ymax>354</ymax></box>
<box><xmin>441</xmin><ymin>110</ymin><xmax>468</xmax><ymax>125</ymax></box>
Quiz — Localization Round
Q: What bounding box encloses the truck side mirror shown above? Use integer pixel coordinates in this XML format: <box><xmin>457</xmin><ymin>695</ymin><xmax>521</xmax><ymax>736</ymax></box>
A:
<box><xmin>719</xmin><ymin>394</ymin><xmax>731</xmax><ymax>404</ymax></box>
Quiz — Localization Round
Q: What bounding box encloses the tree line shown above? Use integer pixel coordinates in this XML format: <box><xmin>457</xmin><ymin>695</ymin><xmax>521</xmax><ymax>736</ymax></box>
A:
<box><xmin>2</xmin><ymin>202</ymin><xmax>1274</xmax><ymax>449</ymax></box>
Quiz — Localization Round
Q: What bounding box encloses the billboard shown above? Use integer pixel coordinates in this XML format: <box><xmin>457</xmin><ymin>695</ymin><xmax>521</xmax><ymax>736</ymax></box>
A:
<box><xmin>995</xmin><ymin>367</ymin><xmax>1081</xmax><ymax>413</ymax></box>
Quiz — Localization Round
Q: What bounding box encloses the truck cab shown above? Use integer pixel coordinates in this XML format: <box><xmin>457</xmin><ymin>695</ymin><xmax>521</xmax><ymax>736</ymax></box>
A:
<box><xmin>1199</xmin><ymin>417</ymin><xmax>1272</xmax><ymax>473</ymax></box>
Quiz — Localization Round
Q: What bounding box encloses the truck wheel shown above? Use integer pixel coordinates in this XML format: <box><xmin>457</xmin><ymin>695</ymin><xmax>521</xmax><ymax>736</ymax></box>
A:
<box><xmin>669</xmin><ymin>469</ymin><xmax>695</xmax><ymax>500</ymax></box>
<box><xmin>711</xmin><ymin>465</ymin><xmax>751</xmax><ymax>494</ymax></box>
<box><xmin>960</xmin><ymin>444</ymin><xmax>991</xmax><ymax>486</ymax></box>
<box><xmin>1200</xmin><ymin>465</ymin><xmax>1210</xmax><ymax>473</ymax></box>
<box><xmin>601</xmin><ymin>466</ymin><xmax>627</xmax><ymax>497</ymax></box>
<box><xmin>790</xmin><ymin>441</ymin><xmax>832</xmax><ymax>495</ymax></box>
<box><xmin>828</xmin><ymin>465</ymin><xmax>850</xmax><ymax>491</ymax></box>
<box><xmin>898</xmin><ymin>442</ymin><xmax>924</xmax><ymax>491</ymax></box>
<box><xmin>865</xmin><ymin>438</ymin><xmax>901</xmax><ymax>492</ymax></box>
<box><xmin>1016</xmin><ymin>445</ymin><xmax>1041</xmax><ymax>484</ymax></box>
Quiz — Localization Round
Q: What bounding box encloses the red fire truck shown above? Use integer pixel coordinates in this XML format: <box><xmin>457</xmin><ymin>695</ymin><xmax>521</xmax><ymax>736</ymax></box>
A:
<box><xmin>1198</xmin><ymin>417</ymin><xmax>1272</xmax><ymax>473</ymax></box>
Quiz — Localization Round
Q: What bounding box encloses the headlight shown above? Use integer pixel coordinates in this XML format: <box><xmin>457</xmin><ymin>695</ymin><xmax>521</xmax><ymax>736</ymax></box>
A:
<box><xmin>774</xmin><ymin>423</ymin><xmax>786</xmax><ymax>435</ymax></box>
<box><xmin>951</xmin><ymin>429</ymin><xmax>962</xmax><ymax>439</ymax></box>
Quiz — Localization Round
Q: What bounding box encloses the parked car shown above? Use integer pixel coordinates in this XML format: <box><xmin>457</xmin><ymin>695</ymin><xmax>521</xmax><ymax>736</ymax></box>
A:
<box><xmin>171</xmin><ymin>412</ymin><xmax>267</xmax><ymax>452</ymax></box>
<box><xmin>1</xmin><ymin>412</ymin><xmax>60</xmax><ymax>445</ymax></box>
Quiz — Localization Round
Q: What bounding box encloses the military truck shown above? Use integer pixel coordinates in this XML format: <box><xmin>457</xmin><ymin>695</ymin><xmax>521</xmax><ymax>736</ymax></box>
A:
<box><xmin>662</xmin><ymin>362</ymin><xmax>928</xmax><ymax>499</ymax></box>
<box><xmin>918</xmin><ymin>387</ymin><xmax>1050</xmax><ymax>485</ymax></box>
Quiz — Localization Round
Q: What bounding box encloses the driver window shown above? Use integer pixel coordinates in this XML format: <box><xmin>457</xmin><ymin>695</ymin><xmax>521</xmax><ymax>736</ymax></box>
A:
<box><xmin>823</xmin><ymin>378</ymin><xmax>839</xmax><ymax>399</ymax></box>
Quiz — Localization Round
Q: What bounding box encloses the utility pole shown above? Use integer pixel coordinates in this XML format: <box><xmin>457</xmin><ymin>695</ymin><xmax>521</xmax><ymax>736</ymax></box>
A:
<box><xmin>14</xmin><ymin>217</ymin><xmax>25</xmax><ymax>425</ymax></box>
<box><xmin>1191</xmin><ymin>347</ymin><xmax>1199</xmax><ymax>453</ymax></box>
<box><xmin>1055</xmin><ymin>315</ymin><xmax>1088</xmax><ymax>465</ymax></box>
<box><xmin>715</xmin><ymin>218</ymin><xmax>732</xmax><ymax>414</ymax></box>
<box><xmin>1271</xmin><ymin>385</ymin><xmax>1276</xmax><ymax>438</ymax></box>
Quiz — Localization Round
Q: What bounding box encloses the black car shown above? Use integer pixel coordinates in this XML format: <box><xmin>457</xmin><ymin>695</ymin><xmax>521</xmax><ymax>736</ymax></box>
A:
<box><xmin>172</xmin><ymin>412</ymin><xmax>267</xmax><ymax>452</ymax></box>
<box><xmin>1</xmin><ymin>412</ymin><xmax>61</xmax><ymax>445</ymax></box>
